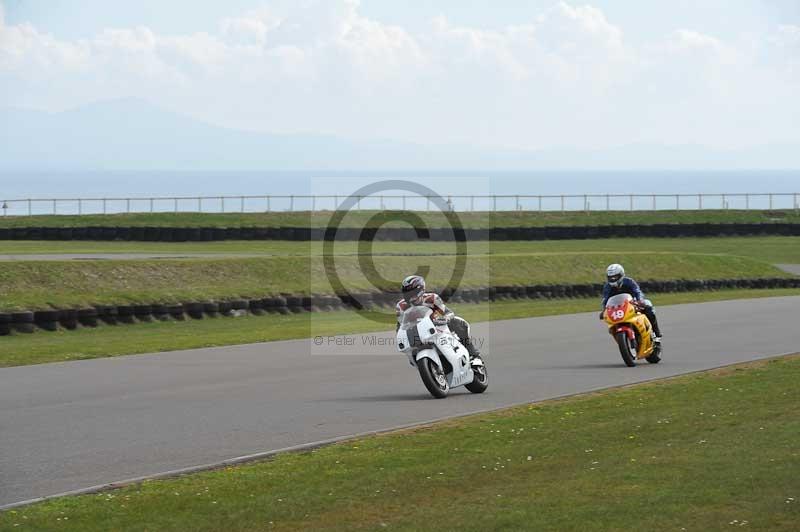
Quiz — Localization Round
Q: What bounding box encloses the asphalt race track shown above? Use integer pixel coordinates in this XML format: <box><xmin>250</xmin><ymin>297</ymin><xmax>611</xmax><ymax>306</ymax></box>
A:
<box><xmin>1</xmin><ymin>296</ymin><xmax>799</xmax><ymax>508</ymax></box>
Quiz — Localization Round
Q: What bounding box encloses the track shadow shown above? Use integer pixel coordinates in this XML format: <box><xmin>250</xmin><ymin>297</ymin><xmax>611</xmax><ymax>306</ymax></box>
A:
<box><xmin>546</xmin><ymin>363</ymin><xmax>627</xmax><ymax>370</ymax></box>
<box><xmin>340</xmin><ymin>391</ymin><xmax>474</xmax><ymax>402</ymax></box>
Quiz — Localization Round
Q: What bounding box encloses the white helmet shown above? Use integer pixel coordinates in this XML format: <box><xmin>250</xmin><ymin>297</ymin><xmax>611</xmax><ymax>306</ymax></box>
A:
<box><xmin>606</xmin><ymin>264</ymin><xmax>625</xmax><ymax>287</ymax></box>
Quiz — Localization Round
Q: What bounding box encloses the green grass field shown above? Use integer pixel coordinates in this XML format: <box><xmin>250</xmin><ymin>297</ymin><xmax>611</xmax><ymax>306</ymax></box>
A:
<box><xmin>3</xmin><ymin>354</ymin><xmax>798</xmax><ymax>531</ymax></box>
<box><xmin>0</xmin><ymin>252</ymin><xmax>788</xmax><ymax>311</ymax></box>
<box><xmin>0</xmin><ymin>208</ymin><xmax>798</xmax><ymax>229</ymax></box>
<box><xmin>2</xmin><ymin>289</ymin><xmax>798</xmax><ymax>367</ymax></box>
<box><xmin>2</xmin><ymin>235</ymin><xmax>800</xmax><ymax>263</ymax></box>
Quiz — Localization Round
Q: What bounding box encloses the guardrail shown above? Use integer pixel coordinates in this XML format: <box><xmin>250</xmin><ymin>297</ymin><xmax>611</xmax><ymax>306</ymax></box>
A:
<box><xmin>1</xmin><ymin>193</ymin><xmax>799</xmax><ymax>216</ymax></box>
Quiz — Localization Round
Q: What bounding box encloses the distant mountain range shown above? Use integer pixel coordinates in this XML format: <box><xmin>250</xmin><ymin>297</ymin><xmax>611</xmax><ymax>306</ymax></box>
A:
<box><xmin>1</xmin><ymin>99</ymin><xmax>798</xmax><ymax>171</ymax></box>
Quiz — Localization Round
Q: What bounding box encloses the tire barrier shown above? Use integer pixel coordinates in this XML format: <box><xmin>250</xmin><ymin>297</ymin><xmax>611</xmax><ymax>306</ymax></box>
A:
<box><xmin>248</xmin><ymin>299</ymin><xmax>265</xmax><ymax>316</ymax></box>
<box><xmin>203</xmin><ymin>302</ymin><xmax>220</xmax><ymax>317</ymax></box>
<box><xmin>168</xmin><ymin>304</ymin><xmax>186</xmax><ymax>321</ymax></box>
<box><xmin>134</xmin><ymin>305</ymin><xmax>153</xmax><ymax>322</ymax></box>
<box><xmin>34</xmin><ymin>310</ymin><xmax>60</xmax><ymax>331</ymax></box>
<box><xmin>2</xmin><ymin>276</ymin><xmax>799</xmax><ymax>335</ymax></box>
<box><xmin>185</xmin><ymin>302</ymin><xmax>205</xmax><ymax>320</ymax></box>
<box><xmin>117</xmin><ymin>305</ymin><xmax>136</xmax><ymax>324</ymax></box>
<box><xmin>0</xmin><ymin>312</ymin><xmax>11</xmax><ymax>336</ymax></box>
<box><xmin>96</xmin><ymin>305</ymin><xmax>118</xmax><ymax>325</ymax></box>
<box><xmin>11</xmin><ymin>311</ymin><xmax>34</xmax><ymax>333</ymax></box>
<box><xmin>2</xmin><ymin>222</ymin><xmax>800</xmax><ymax>242</ymax></box>
<box><xmin>59</xmin><ymin>309</ymin><xmax>78</xmax><ymax>330</ymax></box>
<box><xmin>77</xmin><ymin>307</ymin><xmax>98</xmax><ymax>327</ymax></box>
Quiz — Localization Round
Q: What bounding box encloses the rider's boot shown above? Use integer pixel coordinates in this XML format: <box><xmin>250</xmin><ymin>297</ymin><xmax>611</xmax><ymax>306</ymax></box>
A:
<box><xmin>649</xmin><ymin>313</ymin><xmax>663</xmax><ymax>343</ymax></box>
<box><xmin>467</xmin><ymin>342</ymin><xmax>482</xmax><ymax>361</ymax></box>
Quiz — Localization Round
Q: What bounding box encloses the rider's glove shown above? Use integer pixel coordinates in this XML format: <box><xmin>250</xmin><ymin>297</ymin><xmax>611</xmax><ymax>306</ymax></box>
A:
<box><xmin>432</xmin><ymin>310</ymin><xmax>453</xmax><ymax>326</ymax></box>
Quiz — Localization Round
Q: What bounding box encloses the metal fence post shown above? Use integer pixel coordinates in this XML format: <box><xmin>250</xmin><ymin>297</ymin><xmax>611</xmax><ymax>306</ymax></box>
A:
<box><xmin>515</xmin><ymin>195</ymin><xmax>520</xmax><ymax>211</ymax></box>
<box><xmin>241</xmin><ymin>196</ymin><xmax>245</xmax><ymax>213</ymax></box>
<box><xmin>538</xmin><ymin>196</ymin><xmax>542</xmax><ymax>212</ymax></box>
<box><xmin>769</xmin><ymin>194</ymin><xmax>773</xmax><ymax>210</ymax></box>
<box><xmin>606</xmin><ymin>194</ymin><xmax>610</xmax><ymax>211</ymax></box>
<box><xmin>652</xmin><ymin>194</ymin><xmax>656</xmax><ymax>210</ymax></box>
<box><xmin>745</xmin><ymin>194</ymin><xmax>749</xmax><ymax>210</ymax></box>
<box><xmin>174</xmin><ymin>198</ymin><xmax>178</xmax><ymax>213</ymax></box>
<box><xmin>561</xmin><ymin>195</ymin><xmax>565</xmax><ymax>212</ymax></box>
<box><xmin>198</xmin><ymin>197</ymin><xmax>202</xmax><ymax>212</ymax></box>
<box><xmin>103</xmin><ymin>199</ymin><xmax>107</xmax><ymax>215</ymax></box>
<box><xmin>53</xmin><ymin>199</ymin><xmax>57</xmax><ymax>215</ymax></box>
<box><xmin>28</xmin><ymin>199</ymin><xmax>32</xmax><ymax>216</ymax></box>
<box><xmin>290</xmin><ymin>195</ymin><xmax>294</xmax><ymax>212</ymax></box>
<box><xmin>676</xmin><ymin>195</ymin><xmax>680</xmax><ymax>210</ymax></box>
<box><xmin>698</xmin><ymin>194</ymin><xmax>703</xmax><ymax>209</ymax></box>
<box><xmin>629</xmin><ymin>195</ymin><xmax>633</xmax><ymax>211</ymax></box>
<box><xmin>78</xmin><ymin>199</ymin><xmax>82</xmax><ymax>215</ymax></box>
<box><xmin>126</xmin><ymin>198</ymin><xmax>130</xmax><ymax>213</ymax></box>
<box><xmin>221</xmin><ymin>197</ymin><xmax>225</xmax><ymax>212</ymax></box>
<box><xmin>470</xmin><ymin>196</ymin><xmax>474</xmax><ymax>212</ymax></box>
<box><xmin>267</xmin><ymin>196</ymin><xmax>271</xmax><ymax>212</ymax></box>
<box><xmin>493</xmin><ymin>196</ymin><xmax>497</xmax><ymax>211</ymax></box>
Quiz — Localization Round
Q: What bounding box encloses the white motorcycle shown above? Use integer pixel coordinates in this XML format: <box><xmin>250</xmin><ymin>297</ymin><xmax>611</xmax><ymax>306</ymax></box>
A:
<box><xmin>396</xmin><ymin>306</ymin><xmax>488</xmax><ymax>399</ymax></box>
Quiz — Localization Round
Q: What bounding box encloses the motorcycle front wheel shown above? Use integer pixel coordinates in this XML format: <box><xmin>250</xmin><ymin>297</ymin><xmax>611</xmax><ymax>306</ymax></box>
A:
<box><xmin>616</xmin><ymin>331</ymin><xmax>637</xmax><ymax>367</ymax></box>
<box><xmin>418</xmin><ymin>358</ymin><xmax>449</xmax><ymax>398</ymax></box>
<box><xmin>465</xmin><ymin>363</ymin><xmax>488</xmax><ymax>394</ymax></box>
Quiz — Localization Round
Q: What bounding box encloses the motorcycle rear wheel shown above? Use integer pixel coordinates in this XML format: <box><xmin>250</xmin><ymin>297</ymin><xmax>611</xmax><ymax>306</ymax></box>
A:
<box><xmin>616</xmin><ymin>331</ymin><xmax>637</xmax><ymax>367</ymax></box>
<box><xmin>418</xmin><ymin>358</ymin><xmax>449</xmax><ymax>398</ymax></box>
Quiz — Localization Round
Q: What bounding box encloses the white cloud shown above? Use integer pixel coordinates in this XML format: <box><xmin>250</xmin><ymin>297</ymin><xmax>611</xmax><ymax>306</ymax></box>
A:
<box><xmin>0</xmin><ymin>0</ymin><xmax>798</xmax><ymax>150</ymax></box>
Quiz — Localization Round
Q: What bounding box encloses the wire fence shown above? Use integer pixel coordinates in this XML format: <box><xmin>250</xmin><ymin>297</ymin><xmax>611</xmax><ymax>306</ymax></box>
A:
<box><xmin>1</xmin><ymin>193</ymin><xmax>799</xmax><ymax>216</ymax></box>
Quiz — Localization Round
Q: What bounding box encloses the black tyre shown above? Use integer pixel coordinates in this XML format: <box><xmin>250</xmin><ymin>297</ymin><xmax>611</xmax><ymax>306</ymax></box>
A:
<box><xmin>0</xmin><ymin>312</ymin><xmax>11</xmax><ymax>336</ymax></box>
<box><xmin>417</xmin><ymin>357</ymin><xmax>449</xmax><ymax>399</ymax></box>
<box><xmin>646</xmin><ymin>344</ymin><xmax>662</xmax><ymax>364</ymax></box>
<box><xmin>465</xmin><ymin>363</ymin><xmax>489</xmax><ymax>394</ymax></box>
<box><xmin>616</xmin><ymin>331</ymin><xmax>636</xmax><ymax>367</ymax></box>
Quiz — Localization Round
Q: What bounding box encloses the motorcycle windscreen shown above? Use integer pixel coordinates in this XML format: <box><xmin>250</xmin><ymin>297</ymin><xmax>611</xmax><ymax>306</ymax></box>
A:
<box><xmin>398</xmin><ymin>306</ymin><xmax>432</xmax><ymax>331</ymax></box>
<box><xmin>605</xmin><ymin>293</ymin><xmax>633</xmax><ymax>308</ymax></box>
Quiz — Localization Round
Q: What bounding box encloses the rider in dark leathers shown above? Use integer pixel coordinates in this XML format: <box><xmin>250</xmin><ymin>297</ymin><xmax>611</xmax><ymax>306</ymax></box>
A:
<box><xmin>600</xmin><ymin>263</ymin><xmax>662</xmax><ymax>342</ymax></box>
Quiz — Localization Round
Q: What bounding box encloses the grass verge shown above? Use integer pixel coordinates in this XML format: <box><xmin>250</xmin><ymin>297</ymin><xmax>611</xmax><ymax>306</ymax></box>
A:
<box><xmin>2</xmin><ymin>354</ymin><xmax>798</xmax><ymax>531</ymax></box>
<box><xmin>2</xmin><ymin>236</ymin><xmax>800</xmax><ymax>264</ymax></box>
<box><xmin>0</xmin><ymin>208</ymin><xmax>798</xmax><ymax>228</ymax></box>
<box><xmin>0</xmin><ymin>252</ymin><xmax>788</xmax><ymax>311</ymax></box>
<box><xmin>1</xmin><ymin>289</ymin><xmax>798</xmax><ymax>367</ymax></box>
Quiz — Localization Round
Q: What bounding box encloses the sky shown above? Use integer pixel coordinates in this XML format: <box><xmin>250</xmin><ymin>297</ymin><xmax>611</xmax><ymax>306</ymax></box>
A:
<box><xmin>1</xmin><ymin>0</ymin><xmax>799</xmax><ymax>151</ymax></box>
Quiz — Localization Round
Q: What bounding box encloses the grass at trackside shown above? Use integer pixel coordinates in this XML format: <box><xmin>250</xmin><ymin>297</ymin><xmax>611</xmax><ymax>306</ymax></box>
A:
<box><xmin>0</xmin><ymin>252</ymin><xmax>789</xmax><ymax>311</ymax></box>
<box><xmin>1</xmin><ymin>289</ymin><xmax>798</xmax><ymax>368</ymax></box>
<box><xmin>3</xmin><ymin>355</ymin><xmax>798</xmax><ymax>531</ymax></box>
<box><xmin>2</xmin><ymin>235</ymin><xmax>800</xmax><ymax>264</ymax></box>
<box><xmin>0</xmin><ymin>208</ymin><xmax>798</xmax><ymax>229</ymax></box>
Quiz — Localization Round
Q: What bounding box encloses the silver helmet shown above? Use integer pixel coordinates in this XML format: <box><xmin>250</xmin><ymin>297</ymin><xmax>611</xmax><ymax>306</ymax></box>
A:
<box><xmin>606</xmin><ymin>263</ymin><xmax>625</xmax><ymax>288</ymax></box>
